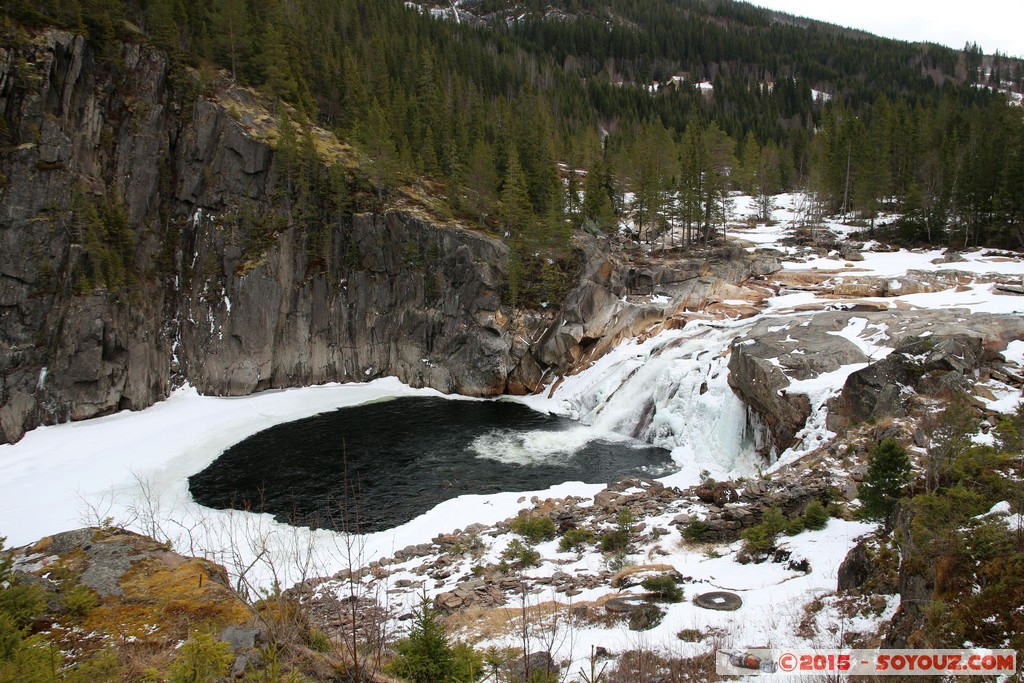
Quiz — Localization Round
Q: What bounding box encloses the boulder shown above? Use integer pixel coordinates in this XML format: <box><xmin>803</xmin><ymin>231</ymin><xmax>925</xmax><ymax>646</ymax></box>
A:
<box><xmin>512</xmin><ymin>651</ymin><xmax>557</xmax><ymax>682</ymax></box>
<box><xmin>828</xmin><ymin>335</ymin><xmax>984</xmax><ymax>429</ymax></box>
<box><xmin>7</xmin><ymin>527</ymin><xmax>252</xmax><ymax>655</ymax></box>
<box><xmin>695</xmin><ymin>482</ymin><xmax>739</xmax><ymax>506</ymax></box>
<box><xmin>837</xmin><ymin>539</ymin><xmax>874</xmax><ymax>592</ymax></box>
<box><xmin>221</xmin><ymin>625</ymin><xmax>262</xmax><ymax>651</ymax></box>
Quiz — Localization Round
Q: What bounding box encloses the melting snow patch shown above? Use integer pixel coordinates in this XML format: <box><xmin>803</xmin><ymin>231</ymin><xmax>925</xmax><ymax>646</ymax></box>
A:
<box><xmin>1005</xmin><ymin>340</ymin><xmax>1024</xmax><ymax>367</ymax></box>
<box><xmin>984</xmin><ymin>501</ymin><xmax>1013</xmax><ymax>516</ymax></box>
<box><xmin>977</xmin><ymin>501</ymin><xmax>1024</xmax><ymax>532</ymax></box>
<box><xmin>828</xmin><ymin>317</ymin><xmax>892</xmax><ymax>360</ymax></box>
<box><xmin>777</xmin><ymin>362</ymin><xmax>869</xmax><ymax>463</ymax></box>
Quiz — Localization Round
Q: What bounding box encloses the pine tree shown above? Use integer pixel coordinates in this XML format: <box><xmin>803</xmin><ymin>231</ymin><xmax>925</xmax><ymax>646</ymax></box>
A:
<box><xmin>499</xmin><ymin>148</ymin><xmax>535</xmax><ymax>307</ymax></box>
<box><xmin>514</xmin><ymin>94</ymin><xmax>561</xmax><ymax>217</ymax></box>
<box><xmin>274</xmin><ymin>113</ymin><xmax>300</xmax><ymax>197</ymax></box>
<box><xmin>209</xmin><ymin>0</ymin><xmax>251</xmax><ymax>81</ymax></box>
<box><xmin>753</xmin><ymin>142</ymin><xmax>781</xmax><ymax>222</ymax></box>
<box><xmin>168</xmin><ymin>631</ymin><xmax>234</xmax><ymax>683</ymax></box>
<box><xmin>462</xmin><ymin>138</ymin><xmax>498</xmax><ymax>227</ymax></box>
<box><xmin>581</xmin><ymin>153</ymin><xmax>615</xmax><ymax>234</ymax></box>
<box><xmin>630</xmin><ymin>119</ymin><xmax>675</xmax><ymax>244</ymax></box>
<box><xmin>993</xmin><ymin>110</ymin><xmax>1024</xmax><ymax>247</ymax></box>
<box><xmin>854</xmin><ymin>95</ymin><xmax>893</xmax><ymax>227</ymax></box>
<box><xmin>736</xmin><ymin>130</ymin><xmax>760</xmax><ymax>193</ymax></box>
<box><xmin>700</xmin><ymin>121</ymin><xmax>736</xmax><ymax>244</ymax></box>
<box><xmin>388</xmin><ymin>598</ymin><xmax>456</xmax><ymax>683</ymax></box>
<box><xmin>859</xmin><ymin>438</ymin><xmax>912</xmax><ymax>522</ymax></box>
<box><xmin>259</xmin><ymin>4</ymin><xmax>301</xmax><ymax>105</ymax></box>
<box><xmin>338</xmin><ymin>48</ymin><xmax>369</xmax><ymax>134</ymax></box>
<box><xmin>677</xmin><ymin>119</ymin><xmax>707</xmax><ymax>246</ymax></box>
<box><xmin>499</xmin><ymin>147</ymin><xmax>534</xmax><ymax>240</ymax></box>
<box><xmin>144</xmin><ymin>0</ymin><xmax>180</xmax><ymax>54</ymax></box>
<box><xmin>358</xmin><ymin>99</ymin><xmax>402</xmax><ymax>201</ymax></box>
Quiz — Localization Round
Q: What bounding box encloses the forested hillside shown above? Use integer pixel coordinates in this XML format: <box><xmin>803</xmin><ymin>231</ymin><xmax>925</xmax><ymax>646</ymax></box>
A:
<box><xmin>3</xmin><ymin>0</ymin><xmax>1023</xmax><ymax>290</ymax></box>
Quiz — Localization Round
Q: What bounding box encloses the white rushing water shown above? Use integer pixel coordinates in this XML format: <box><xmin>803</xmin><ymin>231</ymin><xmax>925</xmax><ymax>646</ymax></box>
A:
<box><xmin>470</xmin><ymin>425</ymin><xmax>632</xmax><ymax>464</ymax></box>
<box><xmin>520</xmin><ymin>320</ymin><xmax>764</xmax><ymax>487</ymax></box>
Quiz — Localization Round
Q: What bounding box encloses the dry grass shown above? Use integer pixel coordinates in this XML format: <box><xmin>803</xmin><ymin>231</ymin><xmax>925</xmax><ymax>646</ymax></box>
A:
<box><xmin>30</xmin><ymin>536</ymin><xmax>53</xmax><ymax>554</ymax></box>
<box><xmin>606</xmin><ymin>648</ymin><xmax>723</xmax><ymax>683</ymax></box>
<box><xmin>444</xmin><ymin>599</ymin><xmax>598</xmax><ymax>642</ymax></box>
<box><xmin>214</xmin><ymin>86</ymin><xmax>357</xmax><ymax>170</ymax></box>
<box><xmin>212</xmin><ymin>85</ymin><xmax>477</xmax><ymax>230</ymax></box>
<box><xmin>610</xmin><ymin>563</ymin><xmax>677</xmax><ymax>587</ymax></box>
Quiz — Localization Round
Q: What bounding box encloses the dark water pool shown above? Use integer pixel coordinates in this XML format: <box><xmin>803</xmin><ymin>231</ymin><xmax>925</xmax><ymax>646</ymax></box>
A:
<box><xmin>187</xmin><ymin>396</ymin><xmax>675</xmax><ymax>532</ymax></box>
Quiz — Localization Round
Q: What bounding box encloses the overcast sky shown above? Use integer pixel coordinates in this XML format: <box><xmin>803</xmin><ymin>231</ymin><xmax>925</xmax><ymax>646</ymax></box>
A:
<box><xmin>749</xmin><ymin>1</ymin><xmax>1024</xmax><ymax>58</ymax></box>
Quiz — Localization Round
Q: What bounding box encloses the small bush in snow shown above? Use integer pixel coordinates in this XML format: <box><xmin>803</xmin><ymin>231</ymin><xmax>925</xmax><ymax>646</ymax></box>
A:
<box><xmin>558</xmin><ymin>528</ymin><xmax>595</xmax><ymax>553</ymax></box>
<box><xmin>641</xmin><ymin>575</ymin><xmax>684</xmax><ymax>603</ymax></box>
<box><xmin>501</xmin><ymin>539</ymin><xmax>541</xmax><ymax>569</ymax></box>
<box><xmin>511</xmin><ymin>516</ymin><xmax>557</xmax><ymax>545</ymax></box>
<box><xmin>682</xmin><ymin>520</ymin><xmax>710</xmax><ymax>542</ymax></box>
<box><xmin>803</xmin><ymin>500</ymin><xmax>830</xmax><ymax>530</ymax></box>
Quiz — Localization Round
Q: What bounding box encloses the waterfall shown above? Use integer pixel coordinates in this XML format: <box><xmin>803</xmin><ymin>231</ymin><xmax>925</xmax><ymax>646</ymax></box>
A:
<box><xmin>539</xmin><ymin>320</ymin><xmax>764</xmax><ymax>482</ymax></box>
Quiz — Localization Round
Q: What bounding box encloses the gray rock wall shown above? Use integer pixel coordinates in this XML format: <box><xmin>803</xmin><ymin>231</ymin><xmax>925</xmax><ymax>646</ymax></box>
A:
<box><xmin>1</xmin><ymin>32</ymin><xmax>173</xmax><ymax>442</ymax></box>
<box><xmin>0</xmin><ymin>31</ymin><xmax>521</xmax><ymax>443</ymax></box>
<box><xmin>176</xmin><ymin>210</ymin><xmax>512</xmax><ymax>398</ymax></box>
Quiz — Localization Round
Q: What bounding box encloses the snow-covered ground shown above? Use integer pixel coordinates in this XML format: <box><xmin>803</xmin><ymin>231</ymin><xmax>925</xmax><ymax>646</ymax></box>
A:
<box><xmin>1</xmin><ymin>193</ymin><xmax>1023</xmax><ymax>676</ymax></box>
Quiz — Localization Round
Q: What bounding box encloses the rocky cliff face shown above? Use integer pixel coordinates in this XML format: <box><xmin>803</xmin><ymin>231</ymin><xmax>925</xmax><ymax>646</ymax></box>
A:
<box><xmin>0</xmin><ymin>31</ymin><xmax>174</xmax><ymax>443</ymax></box>
<box><xmin>0</xmin><ymin>29</ymin><xmax>779</xmax><ymax>444</ymax></box>
<box><xmin>0</xmin><ymin>30</ymin><xmax>522</xmax><ymax>443</ymax></box>
<box><xmin>177</xmin><ymin>210</ymin><xmax>511</xmax><ymax>398</ymax></box>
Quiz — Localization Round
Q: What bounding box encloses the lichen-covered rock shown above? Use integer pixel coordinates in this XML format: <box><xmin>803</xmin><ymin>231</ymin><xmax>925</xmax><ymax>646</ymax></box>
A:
<box><xmin>9</xmin><ymin>527</ymin><xmax>252</xmax><ymax>642</ymax></box>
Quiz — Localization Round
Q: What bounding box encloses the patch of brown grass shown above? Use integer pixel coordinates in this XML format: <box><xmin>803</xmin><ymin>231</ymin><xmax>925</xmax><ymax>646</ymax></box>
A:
<box><xmin>610</xmin><ymin>563</ymin><xmax>676</xmax><ymax>587</ymax></box>
<box><xmin>444</xmin><ymin>599</ymin><xmax>598</xmax><ymax>642</ymax></box>
<box><xmin>30</xmin><ymin>536</ymin><xmax>53</xmax><ymax>554</ymax></box>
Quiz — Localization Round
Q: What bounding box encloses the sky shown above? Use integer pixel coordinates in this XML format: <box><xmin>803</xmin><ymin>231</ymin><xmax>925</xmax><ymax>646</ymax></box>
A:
<box><xmin>749</xmin><ymin>1</ymin><xmax>1024</xmax><ymax>59</ymax></box>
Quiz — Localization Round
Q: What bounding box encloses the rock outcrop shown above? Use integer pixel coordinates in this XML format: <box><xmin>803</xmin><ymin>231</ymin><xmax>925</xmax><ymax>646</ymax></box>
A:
<box><xmin>1</xmin><ymin>31</ymin><xmax>175</xmax><ymax>442</ymax></box>
<box><xmin>827</xmin><ymin>312</ymin><xmax>1024</xmax><ymax>430</ymax></box>
<box><xmin>537</xmin><ymin>242</ymin><xmax>779</xmax><ymax>373</ymax></box>
<box><xmin>8</xmin><ymin>526</ymin><xmax>252</xmax><ymax>638</ymax></box>
<box><xmin>727</xmin><ymin>309</ymin><xmax>1024</xmax><ymax>454</ymax></box>
<box><xmin>727</xmin><ymin>312</ymin><xmax>868</xmax><ymax>454</ymax></box>
<box><xmin>0</xmin><ymin>31</ymin><xmax>522</xmax><ymax>441</ymax></box>
<box><xmin>177</xmin><ymin>210</ymin><xmax>511</xmax><ymax>398</ymax></box>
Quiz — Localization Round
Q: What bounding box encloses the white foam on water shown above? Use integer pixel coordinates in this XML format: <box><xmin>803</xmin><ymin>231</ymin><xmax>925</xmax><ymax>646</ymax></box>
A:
<box><xmin>470</xmin><ymin>426</ymin><xmax>633</xmax><ymax>465</ymax></box>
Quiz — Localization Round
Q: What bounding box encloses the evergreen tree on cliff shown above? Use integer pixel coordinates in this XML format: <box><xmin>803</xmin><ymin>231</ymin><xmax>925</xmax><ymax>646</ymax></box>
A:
<box><xmin>859</xmin><ymin>438</ymin><xmax>912</xmax><ymax>521</ymax></box>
